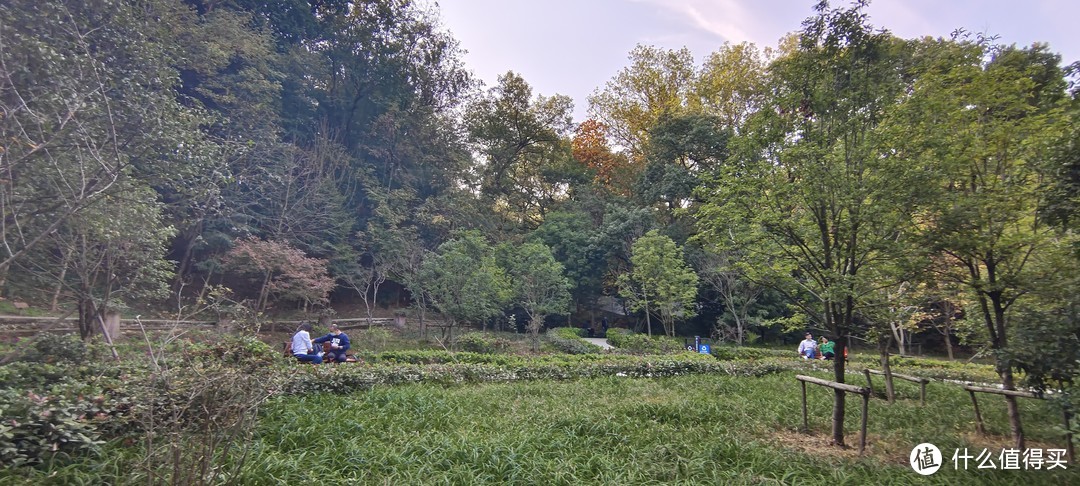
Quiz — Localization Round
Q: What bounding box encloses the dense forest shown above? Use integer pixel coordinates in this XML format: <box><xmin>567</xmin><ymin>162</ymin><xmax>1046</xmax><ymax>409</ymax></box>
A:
<box><xmin>2</xmin><ymin>0</ymin><xmax>1079</xmax><ymax>439</ymax></box>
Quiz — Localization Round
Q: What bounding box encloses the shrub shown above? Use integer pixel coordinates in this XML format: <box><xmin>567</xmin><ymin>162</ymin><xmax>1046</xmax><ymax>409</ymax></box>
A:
<box><xmin>605</xmin><ymin>329</ymin><xmax>685</xmax><ymax>354</ymax></box>
<box><xmin>6</xmin><ymin>333</ymin><xmax>88</xmax><ymax>364</ymax></box>
<box><xmin>709</xmin><ymin>346</ymin><xmax>791</xmax><ymax>361</ymax></box>
<box><xmin>454</xmin><ymin>333</ymin><xmax>510</xmax><ymax>354</ymax></box>
<box><xmin>183</xmin><ymin>334</ymin><xmax>278</xmax><ymax>370</ymax></box>
<box><xmin>546</xmin><ymin>328</ymin><xmax>601</xmax><ymax>354</ymax></box>
<box><xmin>0</xmin><ymin>387</ymin><xmax>107</xmax><ymax>467</ymax></box>
<box><xmin>277</xmin><ymin>352</ymin><xmax>784</xmax><ymax>395</ymax></box>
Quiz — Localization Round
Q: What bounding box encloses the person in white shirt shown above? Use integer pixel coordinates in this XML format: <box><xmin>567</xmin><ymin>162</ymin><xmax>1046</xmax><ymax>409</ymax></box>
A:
<box><xmin>797</xmin><ymin>332</ymin><xmax>818</xmax><ymax>359</ymax></box>
<box><xmin>290</xmin><ymin>322</ymin><xmax>323</xmax><ymax>364</ymax></box>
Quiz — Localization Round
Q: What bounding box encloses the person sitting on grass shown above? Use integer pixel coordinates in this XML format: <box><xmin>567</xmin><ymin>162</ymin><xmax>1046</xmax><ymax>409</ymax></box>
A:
<box><xmin>797</xmin><ymin>332</ymin><xmax>817</xmax><ymax>359</ymax></box>
<box><xmin>290</xmin><ymin>322</ymin><xmax>322</xmax><ymax>364</ymax></box>
<box><xmin>313</xmin><ymin>323</ymin><xmax>350</xmax><ymax>363</ymax></box>
<box><xmin>818</xmin><ymin>336</ymin><xmax>835</xmax><ymax>360</ymax></box>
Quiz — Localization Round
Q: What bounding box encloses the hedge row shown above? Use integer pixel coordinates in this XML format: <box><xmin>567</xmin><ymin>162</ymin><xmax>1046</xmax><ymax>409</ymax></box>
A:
<box><xmin>545</xmin><ymin>327</ymin><xmax>603</xmax><ymax>354</ymax></box>
<box><xmin>280</xmin><ymin>353</ymin><xmax>790</xmax><ymax>395</ymax></box>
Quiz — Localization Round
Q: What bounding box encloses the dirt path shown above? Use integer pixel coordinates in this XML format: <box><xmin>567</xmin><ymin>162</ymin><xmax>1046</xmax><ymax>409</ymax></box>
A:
<box><xmin>582</xmin><ymin>337</ymin><xmax>614</xmax><ymax>350</ymax></box>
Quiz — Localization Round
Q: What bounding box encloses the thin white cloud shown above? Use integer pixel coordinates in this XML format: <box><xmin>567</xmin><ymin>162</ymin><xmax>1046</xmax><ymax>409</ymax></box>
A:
<box><xmin>630</xmin><ymin>0</ymin><xmax>755</xmax><ymax>43</ymax></box>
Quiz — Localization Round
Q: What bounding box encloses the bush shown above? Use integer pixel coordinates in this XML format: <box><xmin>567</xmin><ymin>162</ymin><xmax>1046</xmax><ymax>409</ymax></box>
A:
<box><xmin>605</xmin><ymin>329</ymin><xmax>685</xmax><ymax>354</ymax></box>
<box><xmin>454</xmin><ymin>333</ymin><xmax>510</xmax><ymax>354</ymax></box>
<box><xmin>709</xmin><ymin>346</ymin><xmax>792</xmax><ymax>361</ymax></box>
<box><xmin>6</xmin><ymin>333</ymin><xmax>88</xmax><ymax>364</ymax></box>
<box><xmin>278</xmin><ymin>352</ymin><xmax>782</xmax><ymax>395</ymax></box>
<box><xmin>0</xmin><ymin>387</ymin><xmax>107</xmax><ymax>467</ymax></box>
<box><xmin>183</xmin><ymin>334</ymin><xmax>278</xmax><ymax>370</ymax></box>
<box><xmin>546</xmin><ymin>328</ymin><xmax>601</xmax><ymax>355</ymax></box>
<box><xmin>0</xmin><ymin>359</ymin><xmax>137</xmax><ymax>468</ymax></box>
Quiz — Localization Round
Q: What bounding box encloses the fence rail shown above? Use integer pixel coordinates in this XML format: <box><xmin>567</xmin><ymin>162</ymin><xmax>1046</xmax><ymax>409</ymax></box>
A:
<box><xmin>0</xmin><ymin>315</ymin><xmax>410</xmax><ymax>333</ymax></box>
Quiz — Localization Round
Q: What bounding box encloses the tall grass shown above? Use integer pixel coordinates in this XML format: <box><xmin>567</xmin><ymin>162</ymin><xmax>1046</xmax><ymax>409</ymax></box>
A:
<box><xmin>233</xmin><ymin>372</ymin><xmax>1075</xmax><ymax>485</ymax></box>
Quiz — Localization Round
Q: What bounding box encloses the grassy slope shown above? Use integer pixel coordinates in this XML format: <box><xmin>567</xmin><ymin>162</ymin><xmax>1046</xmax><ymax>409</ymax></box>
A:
<box><xmin>241</xmin><ymin>372</ymin><xmax>1075</xmax><ymax>485</ymax></box>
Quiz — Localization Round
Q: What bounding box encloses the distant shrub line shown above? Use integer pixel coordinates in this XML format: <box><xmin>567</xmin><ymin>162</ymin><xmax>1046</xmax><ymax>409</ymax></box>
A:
<box><xmin>0</xmin><ymin>331</ymin><xmax>1003</xmax><ymax>472</ymax></box>
<box><xmin>281</xmin><ymin>352</ymin><xmax>789</xmax><ymax>395</ymax></box>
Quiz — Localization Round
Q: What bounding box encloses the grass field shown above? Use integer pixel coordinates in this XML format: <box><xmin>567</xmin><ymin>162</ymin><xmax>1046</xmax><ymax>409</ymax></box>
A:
<box><xmin>230</xmin><ymin>372</ymin><xmax>1074</xmax><ymax>485</ymax></box>
<box><xmin>2</xmin><ymin>330</ymin><xmax>1076</xmax><ymax>485</ymax></box>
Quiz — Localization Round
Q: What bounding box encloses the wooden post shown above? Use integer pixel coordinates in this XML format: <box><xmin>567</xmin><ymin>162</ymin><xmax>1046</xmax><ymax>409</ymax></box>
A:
<box><xmin>801</xmin><ymin>380</ymin><xmax>808</xmax><ymax>432</ymax></box>
<box><xmin>102</xmin><ymin>311</ymin><xmax>121</xmax><ymax>341</ymax></box>
<box><xmin>860</xmin><ymin>392</ymin><xmax>869</xmax><ymax>455</ymax></box>
<box><xmin>1065</xmin><ymin>409</ymin><xmax>1075</xmax><ymax>463</ymax></box>
<box><xmin>969</xmin><ymin>390</ymin><xmax>985</xmax><ymax>436</ymax></box>
<box><xmin>795</xmin><ymin>375</ymin><xmax>871</xmax><ymax>449</ymax></box>
<box><xmin>863</xmin><ymin>369</ymin><xmax>873</xmax><ymax>394</ymax></box>
<box><xmin>919</xmin><ymin>381</ymin><xmax>927</xmax><ymax>407</ymax></box>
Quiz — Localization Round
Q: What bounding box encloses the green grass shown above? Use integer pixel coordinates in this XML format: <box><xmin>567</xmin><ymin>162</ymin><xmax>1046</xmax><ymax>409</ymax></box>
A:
<box><xmin>232</xmin><ymin>372</ymin><xmax>1076</xmax><ymax>485</ymax></box>
<box><xmin>2</xmin><ymin>334</ymin><xmax>1073</xmax><ymax>485</ymax></box>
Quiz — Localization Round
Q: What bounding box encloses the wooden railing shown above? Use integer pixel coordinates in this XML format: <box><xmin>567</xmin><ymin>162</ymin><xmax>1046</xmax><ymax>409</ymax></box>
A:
<box><xmin>795</xmin><ymin>375</ymin><xmax>872</xmax><ymax>454</ymax></box>
<box><xmin>0</xmin><ymin>315</ymin><xmax>413</xmax><ymax>332</ymax></box>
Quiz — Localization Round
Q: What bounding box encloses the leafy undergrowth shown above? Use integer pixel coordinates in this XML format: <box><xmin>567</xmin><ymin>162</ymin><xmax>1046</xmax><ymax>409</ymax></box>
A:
<box><xmin>1</xmin><ymin>334</ymin><xmax>1066</xmax><ymax>485</ymax></box>
<box><xmin>281</xmin><ymin>352</ymin><xmax>788</xmax><ymax>395</ymax></box>
<box><xmin>244</xmin><ymin>375</ymin><xmax>1076</xmax><ymax>484</ymax></box>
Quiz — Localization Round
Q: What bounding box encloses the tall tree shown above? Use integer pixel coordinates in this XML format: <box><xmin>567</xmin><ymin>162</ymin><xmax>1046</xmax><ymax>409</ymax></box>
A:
<box><xmin>696</xmin><ymin>42</ymin><xmax>772</xmax><ymax>130</ymax></box>
<box><xmin>0</xmin><ymin>0</ymin><xmax>210</xmax><ymax>287</ymax></box>
<box><xmin>498</xmin><ymin>242</ymin><xmax>572</xmax><ymax>350</ymax></box>
<box><xmin>885</xmin><ymin>38</ymin><xmax>1072</xmax><ymax>448</ymax></box>
<box><xmin>420</xmin><ymin>231</ymin><xmax>511</xmax><ymax>342</ymax></box>
<box><xmin>618</xmin><ymin>230</ymin><xmax>699</xmax><ymax>337</ymax></box>
<box><xmin>695</xmin><ymin>1</ymin><xmax>919</xmax><ymax>446</ymax></box>
<box><xmin>465</xmin><ymin>72</ymin><xmax>575</xmax><ymax>234</ymax></box>
<box><xmin>589</xmin><ymin>45</ymin><xmax>696</xmax><ymax>162</ymax></box>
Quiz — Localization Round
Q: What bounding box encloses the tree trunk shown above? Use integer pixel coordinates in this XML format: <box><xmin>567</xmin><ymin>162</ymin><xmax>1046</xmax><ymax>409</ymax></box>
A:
<box><xmin>831</xmin><ymin>340</ymin><xmax>847</xmax><ymax>446</ymax></box>
<box><xmin>879</xmin><ymin>339</ymin><xmax>895</xmax><ymax>404</ymax></box>
<box><xmin>78</xmin><ymin>297</ymin><xmax>97</xmax><ymax>340</ymax></box>
<box><xmin>51</xmin><ymin>253</ymin><xmax>71</xmax><ymax>312</ymax></box>
<box><xmin>643</xmin><ymin>285</ymin><xmax>652</xmax><ymax>337</ymax></box>
<box><xmin>1001</xmin><ymin>367</ymin><xmax>1025</xmax><ymax>449</ymax></box>
<box><xmin>943</xmin><ymin>329</ymin><xmax>955</xmax><ymax>361</ymax></box>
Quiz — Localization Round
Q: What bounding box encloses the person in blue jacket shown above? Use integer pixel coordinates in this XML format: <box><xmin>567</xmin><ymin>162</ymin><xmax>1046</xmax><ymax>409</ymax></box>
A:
<box><xmin>313</xmin><ymin>323</ymin><xmax>350</xmax><ymax>363</ymax></box>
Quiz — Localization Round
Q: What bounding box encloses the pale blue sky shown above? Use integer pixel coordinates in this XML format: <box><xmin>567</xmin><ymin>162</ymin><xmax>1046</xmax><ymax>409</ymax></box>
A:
<box><xmin>435</xmin><ymin>0</ymin><xmax>1079</xmax><ymax>123</ymax></box>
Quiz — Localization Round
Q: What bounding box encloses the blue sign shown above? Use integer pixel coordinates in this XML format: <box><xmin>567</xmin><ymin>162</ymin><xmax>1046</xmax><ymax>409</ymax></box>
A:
<box><xmin>698</xmin><ymin>344</ymin><xmax>711</xmax><ymax>354</ymax></box>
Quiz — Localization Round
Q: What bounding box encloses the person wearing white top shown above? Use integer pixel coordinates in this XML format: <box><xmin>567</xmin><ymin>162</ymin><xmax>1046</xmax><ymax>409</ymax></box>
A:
<box><xmin>797</xmin><ymin>333</ymin><xmax>818</xmax><ymax>359</ymax></box>
<box><xmin>291</xmin><ymin>322</ymin><xmax>323</xmax><ymax>364</ymax></box>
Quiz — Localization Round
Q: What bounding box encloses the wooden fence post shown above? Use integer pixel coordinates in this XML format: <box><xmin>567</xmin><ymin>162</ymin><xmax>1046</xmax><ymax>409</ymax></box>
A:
<box><xmin>968</xmin><ymin>389</ymin><xmax>985</xmax><ymax>436</ymax></box>
<box><xmin>1064</xmin><ymin>408</ymin><xmax>1075</xmax><ymax>463</ymax></box>
<box><xmin>860</xmin><ymin>392</ymin><xmax>869</xmax><ymax>455</ymax></box>
<box><xmin>795</xmin><ymin>375</ymin><xmax>871</xmax><ymax>455</ymax></box>
<box><xmin>801</xmin><ymin>380</ymin><xmax>808</xmax><ymax>432</ymax></box>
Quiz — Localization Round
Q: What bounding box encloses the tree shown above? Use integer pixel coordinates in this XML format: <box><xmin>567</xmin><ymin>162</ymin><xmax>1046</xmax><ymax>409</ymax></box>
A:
<box><xmin>589</xmin><ymin>45</ymin><xmax>696</xmax><ymax>162</ymax></box>
<box><xmin>618</xmin><ymin>230</ymin><xmax>698</xmax><ymax>337</ymax></box>
<box><xmin>420</xmin><ymin>232</ymin><xmax>511</xmax><ymax>342</ymax></box>
<box><xmin>885</xmin><ymin>38</ymin><xmax>1072</xmax><ymax>448</ymax></box>
<box><xmin>221</xmin><ymin>238</ymin><xmax>335</xmax><ymax>313</ymax></box>
<box><xmin>19</xmin><ymin>183</ymin><xmax>176</xmax><ymax>340</ymax></box>
<box><xmin>498</xmin><ymin>242</ymin><xmax>572</xmax><ymax>350</ymax></box>
<box><xmin>572</xmin><ymin>119</ymin><xmax>637</xmax><ymax>193</ymax></box>
<box><xmin>465</xmin><ymin>72</ymin><xmax>575</xmax><ymax>233</ymax></box>
<box><xmin>696</xmin><ymin>42</ymin><xmax>772</xmax><ymax>130</ymax></box>
<box><xmin>695</xmin><ymin>1</ymin><xmax>919</xmax><ymax>446</ymax></box>
<box><xmin>0</xmin><ymin>0</ymin><xmax>211</xmax><ymax>286</ymax></box>
<box><xmin>530</xmin><ymin>208</ymin><xmax>607</xmax><ymax>321</ymax></box>
<box><xmin>689</xmin><ymin>247</ymin><xmax>767</xmax><ymax>345</ymax></box>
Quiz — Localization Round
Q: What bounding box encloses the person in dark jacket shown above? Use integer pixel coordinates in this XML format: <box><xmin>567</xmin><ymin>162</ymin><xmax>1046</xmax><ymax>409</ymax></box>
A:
<box><xmin>313</xmin><ymin>323</ymin><xmax>350</xmax><ymax>363</ymax></box>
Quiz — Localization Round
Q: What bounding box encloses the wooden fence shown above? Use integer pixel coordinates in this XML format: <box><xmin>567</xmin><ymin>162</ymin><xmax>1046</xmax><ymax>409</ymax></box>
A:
<box><xmin>0</xmin><ymin>314</ymin><xmax>407</xmax><ymax>334</ymax></box>
<box><xmin>796</xmin><ymin>375</ymin><xmax>872</xmax><ymax>454</ymax></box>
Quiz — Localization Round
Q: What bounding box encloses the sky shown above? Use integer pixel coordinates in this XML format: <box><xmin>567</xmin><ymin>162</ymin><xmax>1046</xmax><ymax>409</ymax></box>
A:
<box><xmin>434</xmin><ymin>0</ymin><xmax>1079</xmax><ymax>123</ymax></box>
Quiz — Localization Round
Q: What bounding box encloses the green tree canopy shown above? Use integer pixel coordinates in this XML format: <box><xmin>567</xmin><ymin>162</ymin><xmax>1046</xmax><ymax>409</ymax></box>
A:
<box><xmin>619</xmin><ymin>230</ymin><xmax>699</xmax><ymax>337</ymax></box>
